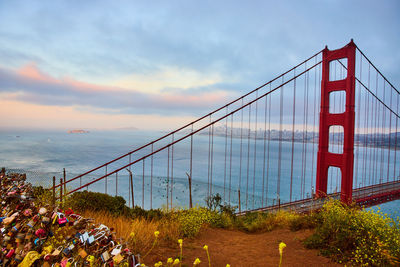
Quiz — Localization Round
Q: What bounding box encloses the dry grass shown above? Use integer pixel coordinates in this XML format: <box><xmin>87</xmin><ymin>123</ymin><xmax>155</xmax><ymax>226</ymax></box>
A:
<box><xmin>81</xmin><ymin>210</ymin><xmax>181</xmax><ymax>254</ymax></box>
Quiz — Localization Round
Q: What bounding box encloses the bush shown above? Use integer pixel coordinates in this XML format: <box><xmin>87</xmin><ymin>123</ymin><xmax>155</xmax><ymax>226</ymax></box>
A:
<box><xmin>173</xmin><ymin>206</ymin><xmax>222</xmax><ymax>237</ymax></box>
<box><xmin>67</xmin><ymin>191</ymin><xmax>129</xmax><ymax>216</ymax></box>
<box><xmin>304</xmin><ymin>200</ymin><xmax>400</xmax><ymax>266</ymax></box>
<box><xmin>235</xmin><ymin>211</ymin><xmax>273</xmax><ymax>232</ymax></box>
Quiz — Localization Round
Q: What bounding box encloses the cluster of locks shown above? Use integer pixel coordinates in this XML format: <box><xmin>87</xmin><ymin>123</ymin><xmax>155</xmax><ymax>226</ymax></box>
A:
<box><xmin>0</xmin><ymin>170</ymin><xmax>141</xmax><ymax>266</ymax></box>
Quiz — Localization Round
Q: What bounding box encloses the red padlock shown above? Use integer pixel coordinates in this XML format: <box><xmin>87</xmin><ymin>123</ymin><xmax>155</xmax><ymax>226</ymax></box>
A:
<box><xmin>35</xmin><ymin>228</ymin><xmax>46</xmax><ymax>238</ymax></box>
<box><xmin>58</xmin><ymin>213</ymin><xmax>68</xmax><ymax>226</ymax></box>
<box><xmin>6</xmin><ymin>248</ymin><xmax>15</xmax><ymax>258</ymax></box>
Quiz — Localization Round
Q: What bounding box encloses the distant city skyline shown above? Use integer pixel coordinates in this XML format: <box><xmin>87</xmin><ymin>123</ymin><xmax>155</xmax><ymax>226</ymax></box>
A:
<box><xmin>1</xmin><ymin>0</ymin><xmax>399</xmax><ymax>130</ymax></box>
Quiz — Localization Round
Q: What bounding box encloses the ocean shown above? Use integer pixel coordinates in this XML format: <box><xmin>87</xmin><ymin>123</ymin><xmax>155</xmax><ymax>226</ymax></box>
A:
<box><xmin>0</xmin><ymin>129</ymin><xmax>399</xmax><ymax>218</ymax></box>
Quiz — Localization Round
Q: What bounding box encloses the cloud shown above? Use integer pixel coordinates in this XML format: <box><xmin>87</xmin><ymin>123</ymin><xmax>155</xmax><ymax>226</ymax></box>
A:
<box><xmin>0</xmin><ymin>98</ymin><xmax>197</xmax><ymax>130</ymax></box>
<box><xmin>0</xmin><ymin>63</ymin><xmax>232</xmax><ymax>115</ymax></box>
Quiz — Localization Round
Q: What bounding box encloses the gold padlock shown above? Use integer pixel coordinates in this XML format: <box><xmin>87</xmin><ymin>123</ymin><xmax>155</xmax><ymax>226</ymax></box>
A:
<box><xmin>113</xmin><ymin>253</ymin><xmax>124</xmax><ymax>264</ymax></box>
<box><xmin>78</xmin><ymin>248</ymin><xmax>88</xmax><ymax>258</ymax></box>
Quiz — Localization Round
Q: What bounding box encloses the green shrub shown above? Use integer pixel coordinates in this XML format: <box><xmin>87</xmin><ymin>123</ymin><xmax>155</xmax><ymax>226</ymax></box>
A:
<box><xmin>304</xmin><ymin>200</ymin><xmax>400</xmax><ymax>266</ymax></box>
<box><xmin>173</xmin><ymin>206</ymin><xmax>222</xmax><ymax>237</ymax></box>
<box><xmin>32</xmin><ymin>186</ymin><xmax>54</xmax><ymax>206</ymax></box>
<box><xmin>67</xmin><ymin>191</ymin><xmax>129</xmax><ymax>215</ymax></box>
<box><xmin>289</xmin><ymin>212</ymin><xmax>320</xmax><ymax>231</ymax></box>
<box><xmin>235</xmin><ymin>211</ymin><xmax>272</xmax><ymax>232</ymax></box>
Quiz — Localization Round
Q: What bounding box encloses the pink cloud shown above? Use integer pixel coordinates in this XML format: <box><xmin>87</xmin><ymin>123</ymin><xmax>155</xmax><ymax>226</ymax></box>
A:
<box><xmin>1</xmin><ymin>63</ymin><xmax>231</xmax><ymax>113</ymax></box>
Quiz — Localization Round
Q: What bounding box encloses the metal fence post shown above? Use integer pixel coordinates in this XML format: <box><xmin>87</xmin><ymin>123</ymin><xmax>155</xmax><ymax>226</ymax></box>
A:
<box><xmin>60</xmin><ymin>178</ymin><xmax>63</xmax><ymax>209</ymax></box>
<box><xmin>186</xmin><ymin>172</ymin><xmax>193</xmax><ymax>209</ymax></box>
<box><xmin>238</xmin><ymin>190</ymin><xmax>241</xmax><ymax>213</ymax></box>
<box><xmin>52</xmin><ymin>176</ymin><xmax>56</xmax><ymax>207</ymax></box>
<box><xmin>63</xmin><ymin>168</ymin><xmax>67</xmax><ymax>196</ymax></box>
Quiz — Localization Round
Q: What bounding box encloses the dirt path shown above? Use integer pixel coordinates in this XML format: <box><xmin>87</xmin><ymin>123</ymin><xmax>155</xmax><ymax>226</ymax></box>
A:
<box><xmin>148</xmin><ymin>227</ymin><xmax>342</xmax><ymax>267</ymax></box>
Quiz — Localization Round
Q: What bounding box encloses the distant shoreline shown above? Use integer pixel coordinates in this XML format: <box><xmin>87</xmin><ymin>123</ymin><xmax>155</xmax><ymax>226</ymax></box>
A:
<box><xmin>67</xmin><ymin>129</ymin><xmax>89</xmax><ymax>134</ymax></box>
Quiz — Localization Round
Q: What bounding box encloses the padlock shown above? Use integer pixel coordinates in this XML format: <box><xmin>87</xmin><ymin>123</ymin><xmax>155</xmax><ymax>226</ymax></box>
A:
<box><xmin>25</xmin><ymin>231</ymin><xmax>33</xmax><ymax>241</ymax></box>
<box><xmin>27</xmin><ymin>219</ymin><xmax>36</xmax><ymax>228</ymax></box>
<box><xmin>11</xmin><ymin>222</ymin><xmax>21</xmax><ymax>233</ymax></box>
<box><xmin>62</xmin><ymin>247</ymin><xmax>71</xmax><ymax>256</ymax></box>
<box><xmin>2</xmin><ymin>235</ymin><xmax>11</xmax><ymax>246</ymax></box>
<box><xmin>113</xmin><ymin>253</ymin><xmax>124</xmax><ymax>264</ymax></box>
<box><xmin>42</xmin><ymin>216</ymin><xmax>51</xmax><ymax>225</ymax></box>
<box><xmin>14</xmin><ymin>253</ymin><xmax>24</xmax><ymax>262</ymax></box>
<box><xmin>35</xmin><ymin>228</ymin><xmax>46</xmax><ymax>238</ymax></box>
<box><xmin>52</xmin><ymin>246</ymin><xmax>63</xmax><ymax>256</ymax></box>
<box><xmin>58</xmin><ymin>213</ymin><xmax>68</xmax><ymax>226</ymax></box>
<box><xmin>101</xmin><ymin>250</ymin><xmax>111</xmax><ymax>262</ymax></box>
<box><xmin>5</xmin><ymin>248</ymin><xmax>14</xmax><ymax>258</ymax></box>
<box><xmin>15</xmin><ymin>232</ymin><xmax>25</xmax><ymax>243</ymax></box>
<box><xmin>111</xmin><ymin>244</ymin><xmax>122</xmax><ymax>256</ymax></box>
<box><xmin>39</xmin><ymin>207</ymin><xmax>47</xmax><ymax>215</ymax></box>
<box><xmin>78</xmin><ymin>248</ymin><xmax>88</xmax><ymax>258</ymax></box>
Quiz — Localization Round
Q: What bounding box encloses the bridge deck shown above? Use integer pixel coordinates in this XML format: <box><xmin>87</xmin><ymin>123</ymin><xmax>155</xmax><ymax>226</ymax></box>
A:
<box><xmin>237</xmin><ymin>180</ymin><xmax>400</xmax><ymax>215</ymax></box>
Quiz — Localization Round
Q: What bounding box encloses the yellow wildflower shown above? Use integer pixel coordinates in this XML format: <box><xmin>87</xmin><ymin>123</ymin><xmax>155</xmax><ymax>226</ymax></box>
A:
<box><xmin>193</xmin><ymin>258</ymin><xmax>201</xmax><ymax>265</ymax></box>
<box><xmin>167</xmin><ymin>258</ymin><xmax>173</xmax><ymax>264</ymax></box>
<box><xmin>173</xmin><ymin>259</ymin><xmax>180</xmax><ymax>265</ymax></box>
<box><xmin>154</xmin><ymin>231</ymin><xmax>160</xmax><ymax>238</ymax></box>
<box><xmin>203</xmin><ymin>245</ymin><xmax>208</xmax><ymax>250</ymax></box>
<box><xmin>279</xmin><ymin>242</ymin><xmax>286</xmax><ymax>255</ymax></box>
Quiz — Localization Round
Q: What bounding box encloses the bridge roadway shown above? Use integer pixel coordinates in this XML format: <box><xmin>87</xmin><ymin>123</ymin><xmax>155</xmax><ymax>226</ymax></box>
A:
<box><xmin>237</xmin><ymin>179</ymin><xmax>400</xmax><ymax>215</ymax></box>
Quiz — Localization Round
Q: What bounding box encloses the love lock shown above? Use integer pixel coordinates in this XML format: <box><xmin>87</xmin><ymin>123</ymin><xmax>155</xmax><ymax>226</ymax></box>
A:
<box><xmin>58</xmin><ymin>212</ymin><xmax>68</xmax><ymax>227</ymax></box>
<box><xmin>88</xmin><ymin>230</ymin><xmax>106</xmax><ymax>245</ymax></box>
<box><xmin>5</xmin><ymin>248</ymin><xmax>15</xmax><ymax>258</ymax></box>
<box><xmin>38</xmin><ymin>207</ymin><xmax>47</xmax><ymax>215</ymax></box>
<box><xmin>101</xmin><ymin>250</ymin><xmax>111</xmax><ymax>262</ymax></box>
<box><xmin>63</xmin><ymin>247</ymin><xmax>72</xmax><ymax>257</ymax></box>
<box><xmin>111</xmin><ymin>244</ymin><xmax>122</xmax><ymax>256</ymax></box>
<box><xmin>15</xmin><ymin>233</ymin><xmax>25</xmax><ymax>243</ymax></box>
<box><xmin>52</xmin><ymin>246</ymin><xmax>63</xmax><ymax>256</ymax></box>
<box><xmin>42</xmin><ymin>216</ymin><xmax>51</xmax><ymax>225</ymax></box>
<box><xmin>113</xmin><ymin>253</ymin><xmax>124</xmax><ymax>264</ymax></box>
<box><xmin>27</xmin><ymin>219</ymin><xmax>36</xmax><ymax>228</ymax></box>
<box><xmin>78</xmin><ymin>248</ymin><xmax>88</xmax><ymax>258</ymax></box>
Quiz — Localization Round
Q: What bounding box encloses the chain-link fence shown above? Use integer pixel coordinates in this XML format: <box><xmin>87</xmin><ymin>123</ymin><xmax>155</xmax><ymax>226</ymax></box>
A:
<box><xmin>2</xmin><ymin>167</ymin><xmax>62</xmax><ymax>188</ymax></box>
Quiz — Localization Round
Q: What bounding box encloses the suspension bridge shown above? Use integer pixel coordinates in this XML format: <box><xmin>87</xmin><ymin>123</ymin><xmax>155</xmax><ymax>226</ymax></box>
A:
<box><xmin>51</xmin><ymin>40</ymin><xmax>400</xmax><ymax>213</ymax></box>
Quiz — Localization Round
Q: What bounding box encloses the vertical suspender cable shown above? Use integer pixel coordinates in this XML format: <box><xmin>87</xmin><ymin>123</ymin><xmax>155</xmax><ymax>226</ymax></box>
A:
<box><xmin>142</xmin><ymin>159</ymin><xmax>145</xmax><ymax>209</ymax></box>
<box><xmin>311</xmin><ymin>58</ymin><xmax>317</xmax><ymax>195</ymax></box>
<box><xmin>246</xmin><ymin>104</ymin><xmax>251</xmax><ymax>210</ymax></box>
<box><xmin>239</xmin><ymin>99</ymin><xmax>244</xmax><ymax>202</ymax></box>
<box><xmin>151</xmin><ymin>144</ymin><xmax>154</xmax><ymax>209</ymax></box>
<box><xmin>210</xmin><ymin>124</ymin><xmax>214</xmax><ymax>196</ymax></box>
<box><xmin>277</xmin><ymin>76</ymin><xmax>284</xmax><ymax>203</ymax></box>
<box><xmin>355</xmin><ymin>55</ymin><xmax>362</xmax><ymax>188</ymax></box>
<box><xmin>289</xmin><ymin>68</ymin><xmax>297</xmax><ymax>202</ymax></box>
<box><xmin>387</xmin><ymin>82</ymin><xmax>392</xmax><ymax>182</ymax></box>
<box><xmin>266</xmin><ymin>85</ymin><xmax>272</xmax><ymax>205</ymax></box>
<box><xmin>229</xmin><ymin>116</ymin><xmax>233</xmax><ymax>203</ymax></box>
<box><xmin>262</xmin><ymin>92</ymin><xmax>268</xmax><ymax>207</ymax></box>
<box><xmin>224</xmin><ymin>107</ymin><xmax>228</xmax><ymax>201</ymax></box>
<box><xmin>252</xmin><ymin>91</ymin><xmax>258</xmax><ymax>209</ymax></box>
<box><xmin>171</xmin><ymin>134</ymin><xmax>174</xmax><ymax>208</ymax></box>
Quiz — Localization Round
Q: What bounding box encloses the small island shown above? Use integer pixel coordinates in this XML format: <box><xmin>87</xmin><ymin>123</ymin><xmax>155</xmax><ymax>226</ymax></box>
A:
<box><xmin>67</xmin><ymin>129</ymin><xmax>89</xmax><ymax>134</ymax></box>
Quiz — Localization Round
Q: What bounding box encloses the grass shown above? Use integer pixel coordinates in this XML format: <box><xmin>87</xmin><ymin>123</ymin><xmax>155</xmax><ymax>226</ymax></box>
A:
<box><xmin>81</xmin><ymin>209</ymin><xmax>180</xmax><ymax>255</ymax></box>
<box><xmin>34</xmin><ymin>188</ymin><xmax>400</xmax><ymax>266</ymax></box>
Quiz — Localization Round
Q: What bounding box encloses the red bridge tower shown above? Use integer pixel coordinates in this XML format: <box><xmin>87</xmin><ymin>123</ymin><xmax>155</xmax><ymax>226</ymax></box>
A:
<box><xmin>316</xmin><ymin>40</ymin><xmax>356</xmax><ymax>204</ymax></box>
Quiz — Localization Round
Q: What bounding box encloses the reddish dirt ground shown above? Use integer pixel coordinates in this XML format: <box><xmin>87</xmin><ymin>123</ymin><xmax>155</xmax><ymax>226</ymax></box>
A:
<box><xmin>148</xmin><ymin>227</ymin><xmax>343</xmax><ymax>267</ymax></box>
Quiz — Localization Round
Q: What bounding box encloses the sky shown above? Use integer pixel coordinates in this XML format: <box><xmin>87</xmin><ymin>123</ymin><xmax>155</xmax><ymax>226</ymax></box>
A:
<box><xmin>0</xmin><ymin>0</ymin><xmax>399</xmax><ymax>131</ymax></box>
